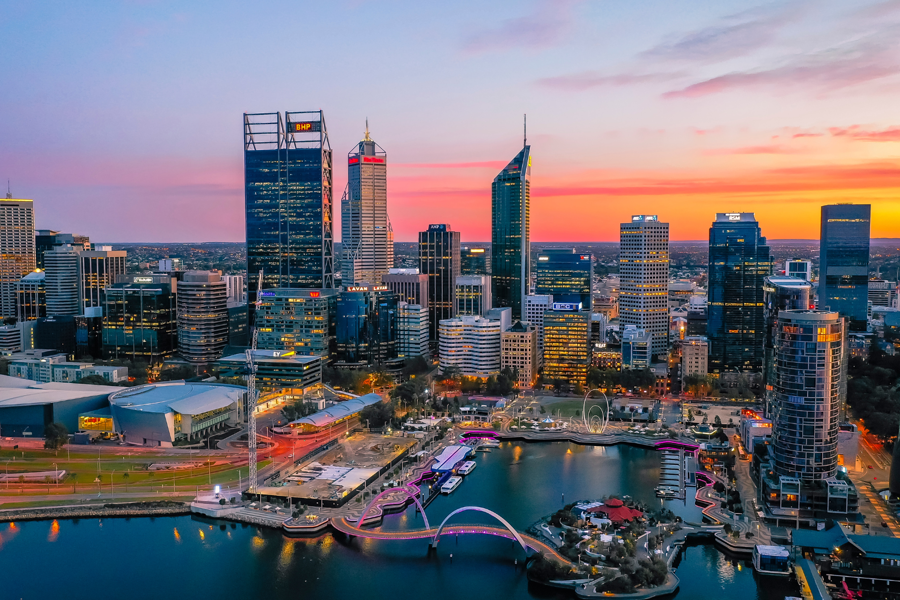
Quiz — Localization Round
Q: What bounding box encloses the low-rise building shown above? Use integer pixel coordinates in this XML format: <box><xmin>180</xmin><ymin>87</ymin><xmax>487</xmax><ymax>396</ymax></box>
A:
<box><xmin>216</xmin><ymin>350</ymin><xmax>322</xmax><ymax>395</ymax></box>
<box><xmin>438</xmin><ymin>308</ymin><xmax>510</xmax><ymax>378</ymax></box>
<box><xmin>682</xmin><ymin>336</ymin><xmax>709</xmax><ymax>385</ymax></box>
<box><xmin>397</xmin><ymin>302</ymin><xmax>429</xmax><ymax>359</ymax></box>
<box><xmin>621</xmin><ymin>326</ymin><xmax>652</xmax><ymax>370</ymax></box>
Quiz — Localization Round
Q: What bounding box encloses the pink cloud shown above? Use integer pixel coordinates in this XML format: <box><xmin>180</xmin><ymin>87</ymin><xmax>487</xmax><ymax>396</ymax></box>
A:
<box><xmin>462</xmin><ymin>0</ymin><xmax>581</xmax><ymax>53</ymax></box>
<box><xmin>535</xmin><ymin>71</ymin><xmax>680</xmax><ymax>92</ymax></box>
<box><xmin>703</xmin><ymin>144</ymin><xmax>803</xmax><ymax>156</ymax></box>
<box><xmin>830</xmin><ymin>125</ymin><xmax>900</xmax><ymax>141</ymax></box>
<box><xmin>392</xmin><ymin>161</ymin><xmax>507</xmax><ymax>170</ymax></box>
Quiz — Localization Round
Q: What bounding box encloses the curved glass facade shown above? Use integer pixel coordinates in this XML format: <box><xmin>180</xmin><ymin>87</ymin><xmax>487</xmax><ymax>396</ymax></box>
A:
<box><xmin>772</xmin><ymin>310</ymin><xmax>843</xmax><ymax>481</ymax></box>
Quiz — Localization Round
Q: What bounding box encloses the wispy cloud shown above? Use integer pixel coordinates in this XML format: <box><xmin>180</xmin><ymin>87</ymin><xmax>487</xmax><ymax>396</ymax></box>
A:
<box><xmin>392</xmin><ymin>161</ymin><xmax>508</xmax><ymax>169</ymax></box>
<box><xmin>535</xmin><ymin>71</ymin><xmax>680</xmax><ymax>91</ymax></box>
<box><xmin>703</xmin><ymin>144</ymin><xmax>803</xmax><ymax>156</ymax></box>
<box><xmin>643</xmin><ymin>2</ymin><xmax>807</xmax><ymax>63</ymax></box>
<box><xmin>662</xmin><ymin>28</ymin><xmax>900</xmax><ymax>98</ymax></box>
<box><xmin>829</xmin><ymin>125</ymin><xmax>900</xmax><ymax>141</ymax></box>
<box><xmin>462</xmin><ymin>0</ymin><xmax>581</xmax><ymax>53</ymax></box>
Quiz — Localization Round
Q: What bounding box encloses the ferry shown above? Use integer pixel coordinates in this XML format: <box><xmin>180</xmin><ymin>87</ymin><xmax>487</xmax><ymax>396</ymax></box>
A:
<box><xmin>752</xmin><ymin>545</ymin><xmax>791</xmax><ymax>576</ymax></box>
<box><xmin>441</xmin><ymin>476</ymin><xmax>463</xmax><ymax>494</ymax></box>
<box><xmin>655</xmin><ymin>487</ymin><xmax>679</xmax><ymax>499</ymax></box>
<box><xmin>457</xmin><ymin>461</ymin><xmax>477</xmax><ymax>475</ymax></box>
<box><xmin>482</xmin><ymin>439</ymin><xmax>501</xmax><ymax>448</ymax></box>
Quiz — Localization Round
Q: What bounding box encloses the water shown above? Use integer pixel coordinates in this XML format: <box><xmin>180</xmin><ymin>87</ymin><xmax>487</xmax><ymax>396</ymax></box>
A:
<box><xmin>0</xmin><ymin>441</ymin><xmax>796</xmax><ymax>600</ymax></box>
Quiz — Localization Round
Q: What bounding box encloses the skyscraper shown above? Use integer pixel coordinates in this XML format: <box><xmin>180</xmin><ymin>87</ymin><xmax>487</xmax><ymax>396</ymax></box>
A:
<box><xmin>0</xmin><ymin>197</ymin><xmax>35</xmax><ymax>318</ymax></box>
<box><xmin>762</xmin><ymin>275</ymin><xmax>812</xmax><ymax>413</ymax></box>
<box><xmin>771</xmin><ymin>310</ymin><xmax>843</xmax><ymax>481</ymax></box>
<box><xmin>619</xmin><ymin>216</ymin><xmax>669</xmax><ymax>360</ymax></box>
<box><xmin>543</xmin><ymin>303</ymin><xmax>591</xmax><ymax>386</ymax></box>
<box><xmin>102</xmin><ymin>275</ymin><xmax>178</xmax><ymax>365</ymax></box>
<box><xmin>383</xmin><ymin>269</ymin><xmax>428</xmax><ymax>308</ymax></box>
<box><xmin>819</xmin><ymin>204</ymin><xmax>871</xmax><ymax>330</ymax></box>
<box><xmin>419</xmin><ymin>224</ymin><xmax>460</xmax><ymax>340</ymax></box>
<box><xmin>255</xmin><ymin>288</ymin><xmax>337</xmax><ymax>358</ymax></box>
<box><xmin>176</xmin><ymin>271</ymin><xmax>229</xmax><ymax>365</ymax></box>
<box><xmin>707</xmin><ymin>213</ymin><xmax>772</xmax><ymax>374</ymax></box>
<box><xmin>491</xmin><ymin>144</ymin><xmax>530</xmax><ymax>320</ymax></box>
<box><xmin>335</xmin><ymin>284</ymin><xmax>399</xmax><ymax>367</ymax></box>
<box><xmin>456</xmin><ymin>275</ymin><xmax>491</xmax><ymax>317</ymax></box>
<box><xmin>80</xmin><ymin>247</ymin><xmax>126</xmax><ymax>316</ymax></box>
<box><xmin>244</xmin><ymin>111</ymin><xmax>334</xmax><ymax>305</ymax></box>
<box><xmin>535</xmin><ymin>248</ymin><xmax>593</xmax><ymax>309</ymax></box>
<box><xmin>341</xmin><ymin>124</ymin><xmax>393</xmax><ymax>286</ymax></box>
<box><xmin>461</xmin><ymin>247</ymin><xmax>490</xmax><ymax>275</ymax></box>
<box><xmin>44</xmin><ymin>245</ymin><xmax>81</xmax><ymax>316</ymax></box>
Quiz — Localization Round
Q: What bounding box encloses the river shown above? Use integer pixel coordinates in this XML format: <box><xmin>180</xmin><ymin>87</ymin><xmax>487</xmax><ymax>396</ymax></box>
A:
<box><xmin>0</xmin><ymin>441</ymin><xmax>798</xmax><ymax>599</ymax></box>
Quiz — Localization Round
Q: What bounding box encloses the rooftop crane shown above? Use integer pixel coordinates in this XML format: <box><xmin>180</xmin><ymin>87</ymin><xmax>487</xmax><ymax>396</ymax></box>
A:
<box><xmin>246</xmin><ymin>270</ymin><xmax>264</xmax><ymax>493</ymax></box>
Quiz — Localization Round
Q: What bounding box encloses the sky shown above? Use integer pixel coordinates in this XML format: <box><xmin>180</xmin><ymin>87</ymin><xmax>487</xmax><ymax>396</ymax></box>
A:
<box><xmin>2</xmin><ymin>0</ymin><xmax>900</xmax><ymax>243</ymax></box>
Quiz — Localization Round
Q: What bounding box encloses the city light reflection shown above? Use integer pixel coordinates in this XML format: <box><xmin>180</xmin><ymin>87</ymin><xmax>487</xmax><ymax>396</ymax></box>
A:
<box><xmin>47</xmin><ymin>520</ymin><xmax>60</xmax><ymax>542</ymax></box>
<box><xmin>173</xmin><ymin>527</ymin><xmax>181</xmax><ymax>543</ymax></box>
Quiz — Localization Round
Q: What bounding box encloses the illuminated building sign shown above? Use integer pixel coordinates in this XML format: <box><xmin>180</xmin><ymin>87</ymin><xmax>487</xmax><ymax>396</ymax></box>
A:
<box><xmin>348</xmin><ymin>157</ymin><xmax>359</xmax><ymax>165</ymax></box>
<box><xmin>345</xmin><ymin>285</ymin><xmax>388</xmax><ymax>292</ymax></box>
<box><xmin>552</xmin><ymin>302</ymin><xmax>582</xmax><ymax>311</ymax></box>
<box><xmin>290</xmin><ymin>121</ymin><xmax>321</xmax><ymax>133</ymax></box>
<box><xmin>579</xmin><ymin>255</ymin><xmax>590</xmax><ymax>260</ymax></box>
<box><xmin>727</xmin><ymin>213</ymin><xmax>741</xmax><ymax>221</ymax></box>
<box><xmin>308</xmin><ymin>291</ymin><xmax>320</xmax><ymax>298</ymax></box>
<box><xmin>428</xmin><ymin>224</ymin><xmax>447</xmax><ymax>231</ymax></box>
<box><xmin>259</xmin><ymin>291</ymin><xmax>275</xmax><ymax>297</ymax></box>
<box><xmin>133</xmin><ymin>277</ymin><xmax>153</xmax><ymax>283</ymax></box>
<box><xmin>469</xmin><ymin>248</ymin><xmax>485</xmax><ymax>253</ymax></box>
<box><xmin>538</xmin><ymin>256</ymin><xmax>548</xmax><ymax>261</ymax></box>
<box><xmin>363</xmin><ymin>156</ymin><xmax>385</xmax><ymax>164</ymax></box>
<box><xmin>631</xmin><ymin>215</ymin><xmax>658</xmax><ymax>222</ymax></box>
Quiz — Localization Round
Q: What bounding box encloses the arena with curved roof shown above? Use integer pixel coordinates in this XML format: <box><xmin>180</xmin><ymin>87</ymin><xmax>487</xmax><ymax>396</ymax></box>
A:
<box><xmin>284</xmin><ymin>393</ymin><xmax>384</xmax><ymax>433</ymax></box>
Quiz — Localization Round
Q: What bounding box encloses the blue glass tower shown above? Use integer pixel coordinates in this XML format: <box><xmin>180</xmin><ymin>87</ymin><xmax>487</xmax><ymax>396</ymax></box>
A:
<box><xmin>535</xmin><ymin>248</ymin><xmax>592</xmax><ymax>309</ymax></box>
<box><xmin>491</xmin><ymin>145</ymin><xmax>530</xmax><ymax>320</ymax></box>
<box><xmin>335</xmin><ymin>285</ymin><xmax>399</xmax><ymax>366</ymax></box>
<box><xmin>819</xmin><ymin>204</ymin><xmax>870</xmax><ymax>331</ymax></box>
<box><xmin>244</xmin><ymin>111</ymin><xmax>334</xmax><ymax>306</ymax></box>
<box><xmin>707</xmin><ymin>213</ymin><xmax>771</xmax><ymax>373</ymax></box>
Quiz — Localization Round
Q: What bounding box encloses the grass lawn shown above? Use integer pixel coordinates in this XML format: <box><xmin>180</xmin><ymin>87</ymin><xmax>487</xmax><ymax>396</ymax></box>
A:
<box><xmin>540</xmin><ymin>398</ymin><xmax>608</xmax><ymax>419</ymax></box>
<box><xmin>0</xmin><ymin>496</ymin><xmax>195</xmax><ymax>509</ymax></box>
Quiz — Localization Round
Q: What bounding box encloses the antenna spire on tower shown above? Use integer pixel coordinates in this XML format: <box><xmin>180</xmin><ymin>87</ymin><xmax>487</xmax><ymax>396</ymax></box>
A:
<box><xmin>524</xmin><ymin>114</ymin><xmax>527</xmax><ymax>147</ymax></box>
<box><xmin>364</xmin><ymin>118</ymin><xmax>371</xmax><ymax>142</ymax></box>
<box><xmin>5</xmin><ymin>180</ymin><xmax>10</xmax><ymax>199</ymax></box>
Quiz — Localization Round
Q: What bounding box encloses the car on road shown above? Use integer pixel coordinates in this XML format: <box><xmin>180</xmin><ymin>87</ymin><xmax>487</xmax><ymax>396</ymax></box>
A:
<box><xmin>868</xmin><ymin>465</ymin><xmax>874</xmax><ymax>469</ymax></box>
<box><xmin>882</xmin><ymin>521</ymin><xmax>889</xmax><ymax>528</ymax></box>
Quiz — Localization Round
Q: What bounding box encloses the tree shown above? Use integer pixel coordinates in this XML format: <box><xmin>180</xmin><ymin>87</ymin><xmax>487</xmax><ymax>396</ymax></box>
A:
<box><xmin>158</xmin><ymin>365</ymin><xmax>196</xmax><ymax>381</ymax></box>
<box><xmin>75</xmin><ymin>374</ymin><xmax>112</xmax><ymax>385</ymax></box>
<box><xmin>359</xmin><ymin>400</ymin><xmax>394</xmax><ymax>428</ymax></box>
<box><xmin>44</xmin><ymin>422</ymin><xmax>69</xmax><ymax>450</ymax></box>
<box><xmin>282</xmin><ymin>398</ymin><xmax>316</xmax><ymax>422</ymax></box>
<box><xmin>714</xmin><ymin>415</ymin><xmax>722</xmax><ymax>427</ymax></box>
<box><xmin>552</xmin><ymin>379</ymin><xmax>565</xmax><ymax>396</ymax></box>
<box><xmin>401</xmin><ymin>356</ymin><xmax>429</xmax><ymax>377</ymax></box>
<box><xmin>390</xmin><ymin>378</ymin><xmax>427</xmax><ymax>406</ymax></box>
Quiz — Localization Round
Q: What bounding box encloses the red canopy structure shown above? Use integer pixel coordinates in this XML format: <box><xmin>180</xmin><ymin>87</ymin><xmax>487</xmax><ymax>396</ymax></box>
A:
<box><xmin>588</xmin><ymin>498</ymin><xmax>643</xmax><ymax>523</ymax></box>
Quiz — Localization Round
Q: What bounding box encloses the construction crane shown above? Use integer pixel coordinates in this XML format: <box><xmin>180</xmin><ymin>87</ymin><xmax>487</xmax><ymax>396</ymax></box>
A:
<box><xmin>246</xmin><ymin>270</ymin><xmax>264</xmax><ymax>493</ymax></box>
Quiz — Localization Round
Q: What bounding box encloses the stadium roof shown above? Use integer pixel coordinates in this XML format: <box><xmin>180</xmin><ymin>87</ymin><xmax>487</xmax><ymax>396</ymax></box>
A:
<box><xmin>291</xmin><ymin>393</ymin><xmax>383</xmax><ymax>428</ymax></box>
<box><xmin>109</xmin><ymin>382</ymin><xmax>244</xmax><ymax>415</ymax></box>
<box><xmin>0</xmin><ymin>376</ymin><xmax>121</xmax><ymax>407</ymax></box>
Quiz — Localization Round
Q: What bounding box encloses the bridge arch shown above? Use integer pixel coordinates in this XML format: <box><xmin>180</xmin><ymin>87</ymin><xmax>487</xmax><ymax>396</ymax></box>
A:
<box><xmin>356</xmin><ymin>486</ymin><xmax>430</xmax><ymax>530</ymax></box>
<box><xmin>431</xmin><ymin>506</ymin><xmax>529</xmax><ymax>555</ymax></box>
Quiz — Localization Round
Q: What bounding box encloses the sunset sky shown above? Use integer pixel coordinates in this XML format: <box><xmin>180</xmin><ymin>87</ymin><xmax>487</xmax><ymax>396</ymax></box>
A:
<box><xmin>2</xmin><ymin>0</ymin><xmax>899</xmax><ymax>242</ymax></box>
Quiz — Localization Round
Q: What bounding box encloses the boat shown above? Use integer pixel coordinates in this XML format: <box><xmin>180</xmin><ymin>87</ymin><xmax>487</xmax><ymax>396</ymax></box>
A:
<box><xmin>457</xmin><ymin>461</ymin><xmax>476</xmax><ymax>475</ymax></box>
<box><xmin>752</xmin><ymin>545</ymin><xmax>792</xmax><ymax>576</ymax></box>
<box><xmin>482</xmin><ymin>439</ymin><xmax>500</xmax><ymax>448</ymax></box>
<box><xmin>441</xmin><ymin>476</ymin><xmax>462</xmax><ymax>494</ymax></box>
<box><xmin>655</xmin><ymin>487</ymin><xmax>679</xmax><ymax>499</ymax></box>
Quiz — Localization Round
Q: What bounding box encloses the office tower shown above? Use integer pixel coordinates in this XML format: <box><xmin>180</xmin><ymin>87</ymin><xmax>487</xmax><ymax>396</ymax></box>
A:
<box><xmin>681</xmin><ymin>336</ymin><xmax>709</xmax><ymax>386</ymax></box>
<box><xmin>75</xmin><ymin>315</ymin><xmax>103</xmax><ymax>360</ymax></box>
<box><xmin>34</xmin><ymin>316</ymin><xmax>77</xmax><ymax>356</ymax></box>
<box><xmin>524</xmin><ymin>294</ymin><xmax>553</xmax><ymax>366</ymax></box>
<box><xmin>341</xmin><ymin>125</ymin><xmax>393</xmax><ymax>286</ymax></box>
<box><xmin>419</xmin><ymin>224</ymin><xmax>460</xmax><ymax>340</ymax></box>
<box><xmin>819</xmin><ymin>204</ymin><xmax>871</xmax><ymax>331</ymax></box>
<box><xmin>501</xmin><ymin>320</ymin><xmax>537</xmax><ymax>389</ymax></box>
<box><xmin>867</xmin><ymin>279</ymin><xmax>898</xmax><ymax>309</ymax></box>
<box><xmin>784</xmin><ymin>259</ymin><xmax>812</xmax><ymax>282</ymax></box>
<box><xmin>383</xmin><ymin>269</ymin><xmax>428</xmax><ymax>308</ymax></box>
<box><xmin>438</xmin><ymin>308</ymin><xmax>510</xmax><ymax>378</ymax></box>
<box><xmin>621</xmin><ymin>326</ymin><xmax>652</xmax><ymax>370</ymax></box>
<box><xmin>542</xmin><ymin>303</ymin><xmax>591</xmax><ymax>386</ymax></box>
<box><xmin>227</xmin><ymin>302</ymin><xmax>249</xmax><ymax>347</ymax></box>
<box><xmin>707</xmin><ymin>213</ymin><xmax>771</xmax><ymax>374</ymax></box>
<box><xmin>0</xmin><ymin>197</ymin><xmax>35</xmax><ymax>317</ymax></box>
<box><xmin>244</xmin><ymin>111</ymin><xmax>335</xmax><ymax>306</ymax></box>
<box><xmin>44</xmin><ymin>245</ymin><xmax>81</xmax><ymax>316</ymax></box>
<box><xmin>255</xmin><ymin>288</ymin><xmax>337</xmax><ymax>358</ymax></box>
<box><xmin>763</xmin><ymin>276</ymin><xmax>813</xmax><ymax>408</ymax></box>
<box><xmin>158</xmin><ymin>258</ymin><xmax>184</xmax><ymax>272</ymax></box>
<box><xmin>103</xmin><ymin>275</ymin><xmax>177</xmax><ymax>364</ymax></box>
<box><xmin>224</xmin><ymin>275</ymin><xmax>244</xmax><ymax>303</ymax></box>
<box><xmin>535</xmin><ymin>248</ymin><xmax>592</xmax><ymax>309</ymax></box>
<box><xmin>461</xmin><ymin>247</ymin><xmax>490</xmax><ymax>275</ymax></box>
<box><xmin>619</xmin><ymin>216</ymin><xmax>669</xmax><ymax>359</ymax></box>
<box><xmin>590</xmin><ymin>313</ymin><xmax>608</xmax><ymax>345</ymax></box>
<box><xmin>771</xmin><ymin>310</ymin><xmax>843</xmax><ymax>481</ymax></box>
<box><xmin>15</xmin><ymin>271</ymin><xmax>45</xmax><ymax>321</ymax></box>
<box><xmin>35</xmin><ymin>230</ymin><xmax>89</xmax><ymax>270</ymax></box>
<box><xmin>0</xmin><ymin>324</ymin><xmax>22</xmax><ymax>353</ymax></box>
<box><xmin>456</xmin><ymin>275</ymin><xmax>492</xmax><ymax>316</ymax></box>
<box><xmin>176</xmin><ymin>271</ymin><xmax>229</xmax><ymax>364</ymax></box>
<box><xmin>80</xmin><ymin>247</ymin><xmax>126</xmax><ymax>316</ymax></box>
<box><xmin>335</xmin><ymin>284</ymin><xmax>399</xmax><ymax>367</ymax></box>
<box><xmin>491</xmin><ymin>144</ymin><xmax>530</xmax><ymax>320</ymax></box>
<box><xmin>398</xmin><ymin>302</ymin><xmax>429</xmax><ymax>359</ymax></box>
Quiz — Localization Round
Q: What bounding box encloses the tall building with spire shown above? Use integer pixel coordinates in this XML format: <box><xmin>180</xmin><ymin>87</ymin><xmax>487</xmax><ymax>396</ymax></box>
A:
<box><xmin>341</xmin><ymin>122</ymin><xmax>393</xmax><ymax>285</ymax></box>
<box><xmin>491</xmin><ymin>130</ymin><xmax>531</xmax><ymax>320</ymax></box>
<box><xmin>244</xmin><ymin>110</ymin><xmax>335</xmax><ymax>307</ymax></box>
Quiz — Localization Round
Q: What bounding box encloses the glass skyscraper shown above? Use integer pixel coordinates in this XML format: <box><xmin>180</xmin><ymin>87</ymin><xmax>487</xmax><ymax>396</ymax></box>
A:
<box><xmin>419</xmin><ymin>224</ymin><xmax>460</xmax><ymax>340</ymax></box>
<box><xmin>491</xmin><ymin>146</ymin><xmax>530</xmax><ymax>320</ymax></box>
<box><xmin>619</xmin><ymin>216</ymin><xmax>669</xmax><ymax>360</ymax></box>
<box><xmin>707</xmin><ymin>213</ymin><xmax>771</xmax><ymax>373</ymax></box>
<box><xmin>335</xmin><ymin>285</ymin><xmax>399</xmax><ymax>366</ymax></box>
<box><xmin>819</xmin><ymin>204</ymin><xmax>870</xmax><ymax>331</ymax></box>
<box><xmin>534</xmin><ymin>248</ymin><xmax>592</xmax><ymax>309</ymax></box>
<box><xmin>244</xmin><ymin>111</ymin><xmax>334</xmax><ymax>305</ymax></box>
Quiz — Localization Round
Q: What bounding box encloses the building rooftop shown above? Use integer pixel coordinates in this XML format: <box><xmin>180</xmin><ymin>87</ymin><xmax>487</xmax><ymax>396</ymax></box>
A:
<box><xmin>765</xmin><ymin>275</ymin><xmax>812</xmax><ymax>288</ymax></box>
<box><xmin>218</xmin><ymin>351</ymin><xmax>320</xmax><ymax>365</ymax></box>
<box><xmin>109</xmin><ymin>381</ymin><xmax>244</xmax><ymax>415</ymax></box>
<box><xmin>0</xmin><ymin>376</ymin><xmax>121</xmax><ymax>407</ymax></box>
<box><xmin>291</xmin><ymin>393</ymin><xmax>384</xmax><ymax>428</ymax></box>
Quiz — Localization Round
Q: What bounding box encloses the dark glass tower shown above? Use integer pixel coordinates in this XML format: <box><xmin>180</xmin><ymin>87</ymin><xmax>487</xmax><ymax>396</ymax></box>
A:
<box><xmin>461</xmin><ymin>247</ymin><xmax>489</xmax><ymax>275</ymax></box>
<box><xmin>244</xmin><ymin>111</ymin><xmax>334</xmax><ymax>306</ymax></box>
<box><xmin>819</xmin><ymin>204</ymin><xmax>870</xmax><ymax>331</ymax></box>
<box><xmin>419</xmin><ymin>224</ymin><xmax>460</xmax><ymax>340</ymax></box>
<box><xmin>491</xmin><ymin>145</ymin><xmax>530</xmax><ymax>320</ymax></box>
<box><xmin>335</xmin><ymin>285</ymin><xmax>399</xmax><ymax>366</ymax></box>
<box><xmin>707</xmin><ymin>213</ymin><xmax>772</xmax><ymax>373</ymax></box>
<box><xmin>535</xmin><ymin>248</ymin><xmax>592</xmax><ymax>309</ymax></box>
